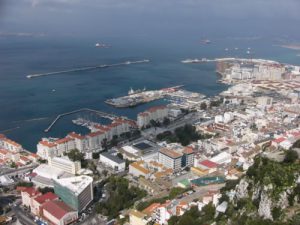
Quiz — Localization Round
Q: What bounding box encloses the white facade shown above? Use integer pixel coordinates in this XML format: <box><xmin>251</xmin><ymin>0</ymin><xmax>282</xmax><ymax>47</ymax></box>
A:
<box><xmin>158</xmin><ymin>149</ymin><xmax>182</xmax><ymax>171</ymax></box>
<box><xmin>99</xmin><ymin>153</ymin><xmax>125</xmax><ymax>171</ymax></box>
<box><xmin>137</xmin><ymin>106</ymin><xmax>169</xmax><ymax>128</ymax></box>
<box><xmin>48</xmin><ymin>157</ymin><xmax>81</xmax><ymax>175</ymax></box>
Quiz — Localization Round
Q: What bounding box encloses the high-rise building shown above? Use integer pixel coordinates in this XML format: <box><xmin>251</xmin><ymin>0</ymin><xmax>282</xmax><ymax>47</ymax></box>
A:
<box><xmin>54</xmin><ymin>176</ymin><xmax>93</xmax><ymax>212</ymax></box>
<box><xmin>48</xmin><ymin>157</ymin><xmax>81</xmax><ymax>175</ymax></box>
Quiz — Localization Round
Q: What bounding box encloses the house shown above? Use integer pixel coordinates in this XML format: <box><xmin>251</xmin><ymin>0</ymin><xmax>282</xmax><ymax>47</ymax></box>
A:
<box><xmin>41</xmin><ymin>200</ymin><xmax>78</xmax><ymax>225</ymax></box>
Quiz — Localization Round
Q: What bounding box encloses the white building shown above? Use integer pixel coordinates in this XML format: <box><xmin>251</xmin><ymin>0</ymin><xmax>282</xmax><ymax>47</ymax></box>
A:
<box><xmin>0</xmin><ymin>135</ymin><xmax>23</xmax><ymax>153</ymax></box>
<box><xmin>48</xmin><ymin>157</ymin><xmax>81</xmax><ymax>175</ymax></box>
<box><xmin>158</xmin><ymin>148</ymin><xmax>183</xmax><ymax>171</ymax></box>
<box><xmin>137</xmin><ymin>106</ymin><xmax>169</xmax><ymax>128</ymax></box>
<box><xmin>99</xmin><ymin>152</ymin><xmax>125</xmax><ymax>172</ymax></box>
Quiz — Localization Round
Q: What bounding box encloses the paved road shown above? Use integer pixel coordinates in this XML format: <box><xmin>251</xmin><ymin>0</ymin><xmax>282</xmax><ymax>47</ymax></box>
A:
<box><xmin>0</xmin><ymin>164</ymin><xmax>38</xmax><ymax>176</ymax></box>
<box><xmin>13</xmin><ymin>206</ymin><xmax>36</xmax><ymax>225</ymax></box>
<box><xmin>180</xmin><ymin>183</ymin><xmax>225</xmax><ymax>203</ymax></box>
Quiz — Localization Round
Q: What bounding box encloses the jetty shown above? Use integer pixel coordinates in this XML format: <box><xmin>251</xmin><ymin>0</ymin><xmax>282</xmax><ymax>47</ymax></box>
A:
<box><xmin>26</xmin><ymin>59</ymin><xmax>150</xmax><ymax>79</ymax></box>
<box><xmin>44</xmin><ymin>108</ymin><xmax>121</xmax><ymax>133</ymax></box>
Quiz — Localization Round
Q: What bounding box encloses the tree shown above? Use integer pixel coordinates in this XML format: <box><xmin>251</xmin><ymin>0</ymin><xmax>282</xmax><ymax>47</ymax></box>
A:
<box><xmin>117</xmin><ymin>153</ymin><xmax>123</xmax><ymax>160</ymax></box>
<box><xmin>200</xmin><ymin>102</ymin><xmax>207</xmax><ymax>110</ymax></box>
<box><xmin>102</xmin><ymin>138</ymin><xmax>108</xmax><ymax>150</ymax></box>
<box><xmin>163</xmin><ymin>117</ymin><xmax>171</xmax><ymax>126</ymax></box>
<box><xmin>67</xmin><ymin>149</ymin><xmax>84</xmax><ymax>162</ymax></box>
<box><xmin>92</xmin><ymin>152</ymin><xmax>100</xmax><ymax>159</ymax></box>
<box><xmin>283</xmin><ymin>150</ymin><xmax>298</xmax><ymax>164</ymax></box>
<box><xmin>38</xmin><ymin>187</ymin><xmax>54</xmax><ymax>194</ymax></box>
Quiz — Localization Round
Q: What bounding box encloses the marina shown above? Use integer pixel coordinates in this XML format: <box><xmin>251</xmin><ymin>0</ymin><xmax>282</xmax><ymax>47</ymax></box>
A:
<box><xmin>26</xmin><ymin>59</ymin><xmax>150</xmax><ymax>79</ymax></box>
<box><xmin>44</xmin><ymin>108</ymin><xmax>123</xmax><ymax>133</ymax></box>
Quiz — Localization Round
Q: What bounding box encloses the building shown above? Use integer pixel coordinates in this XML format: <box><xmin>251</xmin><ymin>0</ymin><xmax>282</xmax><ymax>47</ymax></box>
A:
<box><xmin>0</xmin><ymin>135</ymin><xmax>23</xmax><ymax>153</ymax></box>
<box><xmin>21</xmin><ymin>187</ymin><xmax>41</xmax><ymax>208</ymax></box>
<box><xmin>42</xmin><ymin>200</ymin><xmax>78</xmax><ymax>225</ymax></box>
<box><xmin>99</xmin><ymin>152</ymin><xmax>125</xmax><ymax>172</ymax></box>
<box><xmin>31</xmin><ymin>192</ymin><xmax>58</xmax><ymax>216</ymax></box>
<box><xmin>158</xmin><ymin>147</ymin><xmax>194</xmax><ymax>172</ymax></box>
<box><xmin>36</xmin><ymin>140</ymin><xmax>58</xmax><ymax>159</ymax></box>
<box><xmin>48</xmin><ymin>157</ymin><xmax>81</xmax><ymax>175</ymax></box>
<box><xmin>137</xmin><ymin>106</ymin><xmax>169</xmax><ymax>128</ymax></box>
<box><xmin>54</xmin><ymin>175</ymin><xmax>93</xmax><ymax>212</ymax></box>
<box><xmin>158</xmin><ymin>148</ymin><xmax>182</xmax><ymax>171</ymax></box>
<box><xmin>32</xmin><ymin>164</ymin><xmax>72</xmax><ymax>188</ymax></box>
<box><xmin>129</xmin><ymin>210</ymin><xmax>150</xmax><ymax>225</ymax></box>
<box><xmin>129</xmin><ymin>161</ymin><xmax>151</xmax><ymax>179</ymax></box>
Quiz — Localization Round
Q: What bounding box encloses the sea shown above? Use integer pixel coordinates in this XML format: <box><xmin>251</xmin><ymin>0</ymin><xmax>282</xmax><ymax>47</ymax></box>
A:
<box><xmin>0</xmin><ymin>35</ymin><xmax>299</xmax><ymax>152</ymax></box>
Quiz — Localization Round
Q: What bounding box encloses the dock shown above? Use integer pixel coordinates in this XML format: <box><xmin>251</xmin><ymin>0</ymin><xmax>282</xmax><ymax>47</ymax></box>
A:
<box><xmin>26</xmin><ymin>59</ymin><xmax>150</xmax><ymax>79</ymax></box>
<box><xmin>44</xmin><ymin>108</ymin><xmax>121</xmax><ymax>133</ymax></box>
<box><xmin>105</xmin><ymin>85</ymin><xmax>184</xmax><ymax>108</ymax></box>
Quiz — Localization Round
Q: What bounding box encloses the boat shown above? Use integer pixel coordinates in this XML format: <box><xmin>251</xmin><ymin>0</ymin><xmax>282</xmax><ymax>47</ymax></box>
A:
<box><xmin>95</xmin><ymin>43</ymin><xmax>111</xmax><ymax>48</ymax></box>
<box><xmin>201</xmin><ymin>39</ymin><xmax>211</xmax><ymax>44</ymax></box>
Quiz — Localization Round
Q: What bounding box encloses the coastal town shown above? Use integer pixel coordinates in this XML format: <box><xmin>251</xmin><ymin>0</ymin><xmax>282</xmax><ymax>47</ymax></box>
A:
<box><xmin>1</xmin><ymin>57</ymin><xmax>300</xmax><ymax>225</ymax></box>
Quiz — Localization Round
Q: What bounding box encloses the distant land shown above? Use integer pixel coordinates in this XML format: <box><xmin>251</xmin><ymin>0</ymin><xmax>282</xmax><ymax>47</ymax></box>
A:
<box><xmin>277</xmin><ymin>43</ymin><xmax>300</xmax><ymax>50</ymax></box>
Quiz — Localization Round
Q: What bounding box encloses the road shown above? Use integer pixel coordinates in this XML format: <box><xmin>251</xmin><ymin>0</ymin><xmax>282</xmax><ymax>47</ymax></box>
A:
<box><xmin>0</xmin><ymin>164</ymin><xmax>38</xmax><ymax>176</ymax></box>
<box><xmin>13</xmin><ymin>206</ymin><xmax>36</xmax><ymax>225</ymax></box>
<box><xmin>180</xmin><ymin>183</ymin><xmax>225</xmax><ymax>203</ymax></box>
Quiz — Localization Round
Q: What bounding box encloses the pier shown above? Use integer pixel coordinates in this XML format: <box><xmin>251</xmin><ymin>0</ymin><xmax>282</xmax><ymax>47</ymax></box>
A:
<box><xmin>26</xmin><ymin>59</ymin><xmax>150</xmax><ymax>79</ymax></box>
<box><xmin>44</xmin><ymin>108</ymin><xmax>122</xmax><ymax>133</ymax></box>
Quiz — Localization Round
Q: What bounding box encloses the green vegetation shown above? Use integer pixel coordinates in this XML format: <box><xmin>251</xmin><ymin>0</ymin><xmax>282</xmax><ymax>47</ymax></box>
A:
<box><xmin>136</xmin><ymin>187</ymin><xmax>189</xmax><ymax>211</ymax></box>
<box><xmin>66</xmin><ymin>149</ymin><xmax>91</xmax><ymax>168</ymax></box>
<box><xmin>168</xmin><ymin>187</ymin><xmax>188</xmax><ymax>199</ymax></box>
<box><xmin>136</xmin><ymin>197</ymin><xmax>168</xmax><ymax>211</ymax></box>
<box><xmin>292</xmin><ymin>139</ymin><xmax>300</xmax><ymax>148</ymax></box>
<box><xmin>16</xmin><ymin>181</ymin><xmax>33</xmax><ymax>187</ymax></box>
<box><xmin>38</xmin><ymin>187</ymin><xmax>54</xmax><ymax>194</ymax></box>
<box><xmin>95</xmin><ymin>176</ymin><xmax>146</xmax><ymax>219</ymax></box>
<box><xmin>92</xmin><ymin>152</ymin><xmax>100</xmax><ymax>159</ymax></box>
<box><xmin>283</xmin><ymin>149</ymin><xmax>298</xmax><ymax>164</ymax></box>
<box><xmin>168</xmin><ymin>204</ymin><xmax>216</xmax><ymax>225</ymax></box>
<box><xmin>66</xmin><ymin>149</ymin><xmax>84</xmax><ymax>162</ymax></box>
<box><xmin>156</xmin><ymin>124</ymin><xmax>212</xmax><ymax>146</ymax></box>
<box><xmin>210</xmin><ymin>98</ymin><xmax>223</xmax><ymax>108</ymax></box>
<box><xmin>170</xmin><ymin>155</ymin><xmax>300</xmax><ymax>225</ymax></box>
<box><xmin>200</xmin><ymin>102</ymin><xmax>207</xmax><ymax>110</ymax></box>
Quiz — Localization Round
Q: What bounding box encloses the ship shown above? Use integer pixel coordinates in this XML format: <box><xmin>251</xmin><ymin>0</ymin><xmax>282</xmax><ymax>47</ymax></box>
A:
<box><xmin>201</xmin><ymin>39</ymin><xmax>211</xmax><ymax>44</ymax></box>
<box><xmin>95</xmin><ymin>43</ymin><xmax>111</xmax><ymax>48</ymax></box>
<box><xmin>128</xmin><ymin>87</ymin><xmax>146</xmax><ymax>95</ymax></box>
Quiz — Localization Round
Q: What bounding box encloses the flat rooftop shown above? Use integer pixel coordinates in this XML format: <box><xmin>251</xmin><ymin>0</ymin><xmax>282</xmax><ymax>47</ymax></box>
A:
<box><xmin>54</xmin><ymin>175</ymin><xmax>93</xmax><ymax>195</ymax></box>
<box><xmin>133</xmin><ymin>142</ymin><xmax>153</xmax><ymax>151</ymax></box>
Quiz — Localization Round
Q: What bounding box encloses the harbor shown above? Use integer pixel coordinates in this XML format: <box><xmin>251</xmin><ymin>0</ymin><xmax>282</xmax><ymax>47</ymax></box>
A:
<box><xmin>105</xmin><ymin>85</ymin><xmax>184</xmax><ymax>108</ymax></box>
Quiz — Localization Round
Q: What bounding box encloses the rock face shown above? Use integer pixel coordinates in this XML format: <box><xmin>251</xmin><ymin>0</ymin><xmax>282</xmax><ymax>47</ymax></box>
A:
<box><xmin>235</xmin><ymin>178</ymin><xmax>249</xmax><ymax>199</ymax></box>
<box><xmin>258</xmin><ymin>191</ymin><xmax>272</xmax><ymax>219</ymax></box>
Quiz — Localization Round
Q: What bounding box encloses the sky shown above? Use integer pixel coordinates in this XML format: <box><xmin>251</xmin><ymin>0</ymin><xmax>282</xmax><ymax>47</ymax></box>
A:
<box><xmin>0</xmin><ymin>0</ymin><xmax>300</xmax><ymax>40</ymax></box>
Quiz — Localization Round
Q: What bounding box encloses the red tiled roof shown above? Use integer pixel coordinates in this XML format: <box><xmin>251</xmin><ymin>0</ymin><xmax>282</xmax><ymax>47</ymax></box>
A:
<box><xmin>199</xmin><ymin>160</ymin><xmax>218</xmax><ymax>168</ymax></box>
<box><xmin>0</xmin><ymin>149</ymin><xmax>10</xmax><ymax>155</ymax></box>
<box><xmin>147</xmin><ymin>105</ymin><xmax>167</xmax><ymax>113</ymax></box>
<box><xmin>42</xmin><ymin>200</ymin><xmax>75</xmax><ymax>220</ymax></box>
<box><xmin>68</xmin><ymin>132</ymin><xmax>85</xmax><ymax>140</ymax></box>
<box><xmin>39</xmin><ymin>141</ymin><xmax>57</xmax><ymax>148</ymax></box>
<box><xmin>86</xmin><ymin>130</ymin><xmax>105</xmax><ymax>138</ymax></box>
<box><xmin>3</xmin><ymin>138</ymin><xmax>21</xmax><ymax>148</ymax></box>
<box><xmin>183</xmin><ymin>147</ymin><xmax>194</xmax><ymax>154</ymax></box>
<box><xmin>34</xmin><ymin>192</ymin><xmax>58</xmax><ymax>204</ymax></box>
<box><xmin>55</xmin><ymin>137</ymin><xmax>73</xmax><ymax>144</ymax></box>
<box><xmin>273</xmin><ymin>137</ymin><xmax>286</xmax><ymax>144</ymax></box>
<box><xmin>22</xmin><ymin>187</ymin><xmax>41</xmax><ymax>197</ymax></box>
